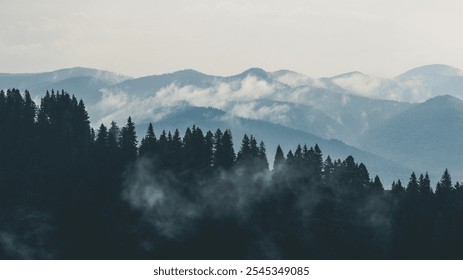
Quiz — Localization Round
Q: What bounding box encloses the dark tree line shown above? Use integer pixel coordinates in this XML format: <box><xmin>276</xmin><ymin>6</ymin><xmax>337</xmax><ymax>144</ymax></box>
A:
<box><xmin>1</xmin><ymin>89</ymin><xmax>463</xmax><ymax>259</ymax></box>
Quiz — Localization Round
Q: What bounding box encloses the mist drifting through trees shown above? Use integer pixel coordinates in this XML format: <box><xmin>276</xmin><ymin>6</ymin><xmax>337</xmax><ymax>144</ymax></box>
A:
<box><xmin>1</xmin><ymin>89</ymin><xmax>463</xmax><ymax>259</ymax></box>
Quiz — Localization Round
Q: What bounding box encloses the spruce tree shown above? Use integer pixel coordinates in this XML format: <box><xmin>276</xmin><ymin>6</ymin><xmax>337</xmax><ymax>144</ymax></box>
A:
<box><xmin>108</xmin><ymin>121</ymin><xmax>121</xmax><ymax>151</ymax></box>
<box><xmin>22</xmin><ymin>90</ymin><xmax>36</xmax><ymax>127</ymax></box>
<box><xmin>313</xmin><ymin>144</ymin><xmax>324</xmax><ymax>181</ymax></box>
<box><xmin>257</xmin><ymin>141</ymin><xmax>269</xmax><ymax>171</ymax></box>
<box><xmin>323</xmin><ymin>156</ymin><xmax>334</xmax><ymax>184</ymax></box>
<box><xmin>214</xmin><ymin>129</ymin><xmax>235</xmax><ymax>169</ymax></box>
<box><xmin>157</xmin><ymin>130</ymin><xmax>168</xmax><ymax>168</ymax></box>
<box><xmin>273</xmin><ymin>145</ymin><xmax>285</xmax><ymax>170</ymax></box>
<box><xmin>75</xmin><ymin>99</ymin><xmax>91</xmax><ymax>146</ymax></box>
<box><xmin>249</xmin><ymin>136</ymin><xmax>259</xmax><ymax>158</ymax></box>
<box><xmin>139</xmin><ymin>123</ymin><xmax>156</xmax><ymax>157</ymax></box>
<box><xmin>286</xmin><ymin>150</ymin><xmax>295</xmax><ymax>168</ymax></box>
<box><xmin>418</xmin><ymin>172</ymin><xmax>433</xmax><ymax>195</ymax></box>
<box><xmin>391</xmin><ymin>179</ymin><xmax>405</xmax><ymax>194</ymax></box>
<box><xmin>222</xmin><ymin>129</ymin><xmax>235</xmax><ymax>168</ymax></box>
<box><xmin>120</xmin><ymin>117</ymin><xmax>138</xmax><ymax>163</ymax></box>
<box><xmin>406</xmin><ymin>172</ymin><xmax>419</xmax><ymax>194</ymax></box>
<box><xmin>357</xmin><ymin>163</ymin><xmax>370</xmax><ymax>189</ymax></box>
<box><xmin>293</xmin><ymin>144</ymin><xmax>303</xmax><ymax>169</ymax></box>
<box><xmin>435</xmin><ymin>169</ymin><xmax>454</xmax><ymax>203</ymax></box>
<box><xmin>213</xmin><ymin>129</ymin><xmax>223</xmax><ymax>168</ymax></box>
<box><xmin>170</xmin><ymin>129</ymin><xmax>183</xmax><ymax>170</ymax></box>
<box><xmin>236</xmin><ymin>134</ymin><xmax>251</xmax><ymax>164</ymax></box>
<box><xmin>204</xmin><ymin>131</ymin><xmax>214</xmax><ymax>169</ymax></box>
<box><xmin>95</xmin><ymin>124</ymin><xmax>109</xmax><ymax>150</ymax></box>
<box><xmin>370</xmin><ymin>175</ymin><xmax>383</xmax><ymax>192</ymax></box>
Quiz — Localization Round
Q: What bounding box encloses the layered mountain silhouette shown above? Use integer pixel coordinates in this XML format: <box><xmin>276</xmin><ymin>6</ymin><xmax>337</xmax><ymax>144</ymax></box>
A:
<box><xmin>2</xmin><ymin>64</ymin><xmax>462</xmax><ymax>185</ymax></box>
<box><xmin>360</xmin><ymin>95</ymin><xmax>463</xmax><ymax>180</ymax></box>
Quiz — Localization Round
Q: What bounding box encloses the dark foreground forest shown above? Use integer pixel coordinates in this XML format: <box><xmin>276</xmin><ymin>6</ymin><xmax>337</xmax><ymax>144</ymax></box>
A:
<box><xmin>1</xmin><ymin>89</ymin><xmax>463</xmax><ymax>259</ymax></box>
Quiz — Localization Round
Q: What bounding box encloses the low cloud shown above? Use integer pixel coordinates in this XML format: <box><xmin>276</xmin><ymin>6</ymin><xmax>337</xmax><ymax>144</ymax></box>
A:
<box><xmin>123</xmin><ymin>158</ymin><xmax>200</xmax><ymax>238</ymax></box>
<box><xmin>274</xmin><ymin>71</ymin><xmax>318</xmax><ymax>88</ymax></box>
<box><xmin>332</xmin><ymin>73</ymin><xmax>383</xmax><ymax>96</ymax></box>
<box><xmin>229</xmin><ymin>102</ymin><xmax>292</xmax><ymax>125</ymax></box>
<box><xmin>92</xmin><ymin>75</ymin><xmax>287</xmax><ymax>126</ymax></box>
<box><xmin>123</xmin><ymin>158</ymin><xmax>278</xmax><ymax>239</ymax></box>
<box><xmin>400</xmin><ymin>77</ymin><xmax>432</xmax><ymax>102</ymax></box>
<box><xmin>92</xmin><ymin>87</ymin><xmax>180</xmax><ymax>125</ymax></box>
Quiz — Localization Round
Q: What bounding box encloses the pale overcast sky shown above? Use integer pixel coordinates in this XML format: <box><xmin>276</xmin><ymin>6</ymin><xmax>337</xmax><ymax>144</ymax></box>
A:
<box><xmin>1</xmin><ymin>0</ymin><xmax>463</xmax><ymax>78</ymax></box>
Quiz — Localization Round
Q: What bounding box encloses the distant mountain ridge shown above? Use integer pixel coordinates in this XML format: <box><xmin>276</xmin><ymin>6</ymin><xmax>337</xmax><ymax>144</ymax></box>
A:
<box><xmin>0</xmin><ymin>67</ymin><xmax>130</xmax><ymax>103</ymax></box>
<box><xmin>4</xmin><ymin>64</ymin><xmax>463</xmax><ymax>102</ymax></box>
<box><xmin>0</xmin><ymin>67</ymin><xmax>130</xmax><ymax>85</ymax></box>
<box><xmin>2</xmin><ymin>65</ymin><xmax>463</xmax><ymax>185</ymax></box>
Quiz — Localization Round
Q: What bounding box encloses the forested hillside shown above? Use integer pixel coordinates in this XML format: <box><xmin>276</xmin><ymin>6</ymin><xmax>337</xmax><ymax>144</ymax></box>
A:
<box><xmin>1</xmin><ymin>89</ymin><xmax>463</xmax><ymax>259</ymax></box>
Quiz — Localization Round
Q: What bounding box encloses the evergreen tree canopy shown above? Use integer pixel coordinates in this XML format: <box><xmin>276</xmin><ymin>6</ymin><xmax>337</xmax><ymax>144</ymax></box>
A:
<box><xmin>2</xmin><ymin>89</ymin><xmax>463</xmax><ymax>260</ymax></box>
<box><xmin>139</xmin><ymin>123</ymin><xmax>156</xmax><ymax>158</ymax></box>
<box><xmin>418</xmin><ymin>172</ymin><xmax>433</xmax><ymax>195</ymax></box>
<box><xmin>436</xmin><ymin>169</ymin><xmax>454</xmax><ymax>200</ymax></box>
<box><xmin>407</xmin><ymin>172</ymin><xmax>419</xmax><ymax>194</ymax></box>
<box><xmin>120</xmin><ymin>116</ymin><xmax>138</xmax><ymax>163</ymax></box>
<box><xmin>391</xmin><ymin>179</ymin><xmax>405</xmax><ymax>195</ymax></box>
<box><xmin>273</xmin><ymin>145</ymin><xmax>286</xmax><ymax>170</ymax></box>
<box><xmin>213</xmin><ymin>129</ymin><xmax>235</xmax><ymax>169</ymax></box>
<box><xmin>370</xmin><ymin>175</ymin><xmax>383</xmax><ymax>192</ymax></box>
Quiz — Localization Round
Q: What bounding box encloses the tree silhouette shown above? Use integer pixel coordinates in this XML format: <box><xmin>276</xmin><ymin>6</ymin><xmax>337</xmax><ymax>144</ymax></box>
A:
<box><xmin>139</xmin><ymin>123</ymin><xmax>156</xmax><ymax>158</ymax></box>
<box><xmin>273</xmin><ymin>145</ymin><xmax>285</xmax><ymax>170</ymax></box>
<box><xmin>120</xmin><ymin>117</ymin><xmax>138</xmax><ymax>164</ymax></box>
<box><xmin>213</xmin><ymin>129</ymin><xmax>235</xmax><ymax>170</ymax></box>
<box><xmin>2</xmin><ymin>89</ymin><xmax>463</xmax><ymax>260</ymax></box>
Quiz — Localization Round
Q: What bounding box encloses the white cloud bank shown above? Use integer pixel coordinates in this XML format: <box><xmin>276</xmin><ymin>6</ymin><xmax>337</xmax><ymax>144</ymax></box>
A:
<box><xmin>92</xmin><ymin>75</ymin><xmax>296</xmax><ymax>126</ymax></box>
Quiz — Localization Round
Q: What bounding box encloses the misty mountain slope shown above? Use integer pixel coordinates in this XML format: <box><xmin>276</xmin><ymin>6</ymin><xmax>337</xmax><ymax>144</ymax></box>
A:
<box><xmin>359</xmin><ymin>95</ymin><xmax>463</xmax><ymax>179</ymax></box>
<box><xmin>98</xmin><ymin>67</ymin><xmax>411</xmax><ymax>145</ymax></box>
<box><xmin>0</xmin><ymin>67</ymin><xmax>130</xmax><ymax>104</ymax></box>
<box><xmin>226</xmin><ymin>67</ymin><xmax>273</xmax><ymax>82</ymax></box>
<box><xmin>324</xmin><ymin>71</ymin><xmax>381</xmax><ymax>93</ymax></box>
<box><xmin>395</xmin><ymin>64</ymin><xmax>463</xmax><ymax>101</ymax></box>
<box><xmin>106</xmin><ymin>69</ymin><xmax>221</xmax><ymax>97</ymax></box>
<box><xmin>396</xmin><ymin>64</ymin><xmax>463</xmax><ymax>81</ymax></box>
<box><xmin>112</xmin><ymin>67</ymin><xmax>276</xmax><ymax>98</ymax></box>
<box><xmin>0</xmin><ymin>67</ymin><xmax>129</xmax><ymax>89</ymax></box>
<box><xmin>272</xmin><ymin>87</ymin><xmax>412</xmax><ymax>144</ymax></box>
<box><xmin>0</xmin><ymin>66</ymin><xmax>418</xmax><ymax>146</ymax></box>
<box><xmin>229</xmin><ymin>98</ymin><xmax>347</xmax><ymax>140</ymax></box>
<box><xmin>137</xmin><ymin>106</ymin><xmax>411</xmax><ymax>186</ymax></box>
<box><xmin>326</xmin><ymin>64</ymin><xmax>463</xmax><ymax>102</ymax></box>
<box><xmin>32</xmin><ymin>76</ymin><xmax>112</xmax><ymax>104</ymax></box>
<box><xmin>2</xmin><ymin>65</ymin><xmax>462</xmax><ymax>184</ymax></box>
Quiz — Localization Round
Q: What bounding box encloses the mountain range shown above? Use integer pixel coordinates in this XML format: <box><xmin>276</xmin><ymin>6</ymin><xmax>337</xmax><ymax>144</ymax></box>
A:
<box><xmin>2</xmin><ymin>64</ymin><xmax>463</xmax><ymax>186</ymax></box>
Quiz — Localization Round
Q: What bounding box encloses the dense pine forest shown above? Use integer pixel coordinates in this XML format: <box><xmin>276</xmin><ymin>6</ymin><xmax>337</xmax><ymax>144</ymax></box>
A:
<box><xmin>1</xmin><ymin>89</ymin><xmax>463</xmax><ymax>259</ymax></box>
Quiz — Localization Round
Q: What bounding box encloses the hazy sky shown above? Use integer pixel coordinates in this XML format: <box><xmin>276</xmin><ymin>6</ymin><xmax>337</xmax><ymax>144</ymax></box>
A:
<box><xmin>1</xmin><ymin>0</ymin><xmax>463</xmax><ymax>78</ymax></box>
